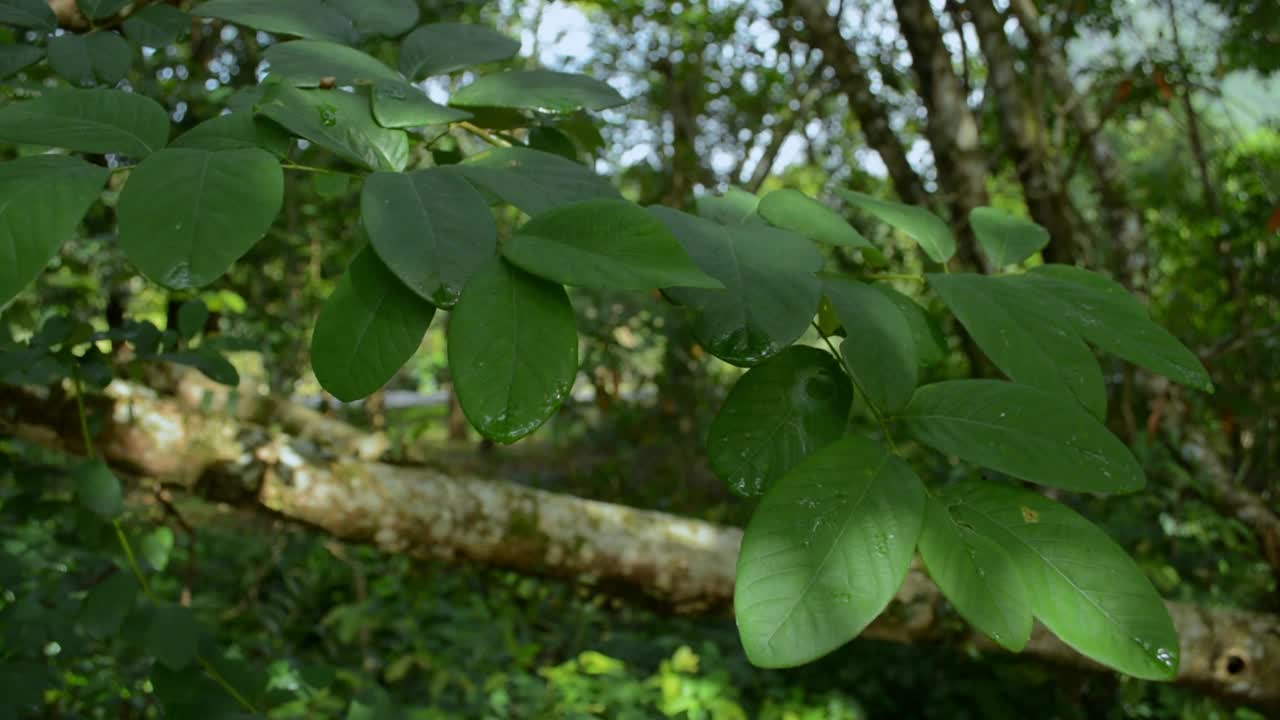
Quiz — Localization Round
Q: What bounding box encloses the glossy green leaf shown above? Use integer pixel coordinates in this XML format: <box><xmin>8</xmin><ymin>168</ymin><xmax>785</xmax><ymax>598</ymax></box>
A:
<box><xmin>759</xmin><ymin>189</ymin><xmax>872</xmax><ymax>249</ymax></box>
<box><xmin>504</xmin><ymin>199</ymin><xmax>721</xmax><ymax>290</ymax></box>
<box><xmin>735</xmin><ymin>436</ymin><xmax>926</xmax><ymax>667</ymax></box>
<box><xmin>970</xmin><ymin>206</ymin><xmax>1049</xmax><ymax>267</ymax></box>
<box><xmin>706</xmin><ymin>346</ymin><xmax>852</xmax><ymax>496</ymax></box>
<box><xmin>157</xmin><ymin>350</ymin><xmax>240</xmax><ymax>386</ymax></box>
<box><xmin>49</xmin><ymin>32</ymin><xmax>133</xmax><ymax>87</ymax></box>
<box><xmin>171</xmin><ymin>111</ymin><xmax>293</xmax><ymax>156</ymax></box>
<box><xmin>918</xmin><ymin>496</ymin><xmax>1031</xmax><ymax>651</ymax></box>
<box><xmin>824</xmin><ymin>277</ymin><xmax>917</xmax><ymax>413</ymax></box>
<box><xmin>0</xmin><ymin>88</ymin><xmax>169</xmax><ymax>157</ymax></box>
<box><xmin>945</xmin><ymin>481</ymin><xmax>1180</xmax><ymax>680</ymax></box>
<box><xmin>0</xmin><ymin>44</ymin><xmax>44</xmax><ymax>79</ymax></box>
<box><xmin>74</xmin><ymin>459</ymin><xmax>124</xmax><ymax>518</ymax></box>
<box><xmin>929</xmin><ymin>273</ymin><xmax>1106</xmax><ymax>419</ymax></box>
<box><xmin>191</xmin><ymin>0</ymin><xmax>358</xmax><ymax>44</ymax></box>
<box><xmin>122</xmin><ymin>5</ymin><xmax>191</xmax><ymax>47</ymax></box>
<box><xmin>256</xmin><ymin>83</ymin><xmax>408</xmax><ymax>171</ymax></box>
<box><xmin>696</xmin><ymin>187</ymin><xmax>763</xmax><ymax>226</ymax></box>
<box><xmin>0</xmin><ymin>156</ymin><xmax>107</xmax><ymax>308</ymax></box>
<box><xmin>76</xmin><ymin>0</ymin><xmax>127</xmax><ymax>20</ymax></box>
<box><xmin>80</xmin><ymin>573</ymin><xmax>137</xmax><ymax>638</ymax></box>
<box><xmin>324</xmin><ymin>0</ymin><xmax>417</xmax><ymax>37</ymax></box>
<box><xmin>653</xmin><ymin>206</ymin><xmax>822</xmax><ymax>365</ymax></box>
<box><xmin>451</xmin><ymin>70</ymin><xmax>626</xmax><ymax>113</ymax></box>
<box><xmin>399</xmin><ymin>22</ymin><xmax>520</xmax><ymax>79</ymax></box>
<box><xmin>0</xmin><ymin>0</ymin><xmax>55</xmax><ymax>30</ymax></box>
<box><xmin>872</xmin><ymin>285</ymin><xmax>945</xmax><ymax>367</ymax></box>
<box><xmin>139</xmin><ymin>526</ymin><xmax>175</xmax><ymax>571</ymax></box>
<box><xmin>454</xmin><ymin>146</ymin><xmax>620</xmax><ymax>216</ymax></box>
<box><xmin>837</xmin><ymin>189</ymin><xmax>955</xmax><ymax>264</ymax></box>
<box><xmin>361</xmin><ymin>168</ymin><xmax>497</xmax><ymax>308</ymax></box>
<box><xmin>448</xmin><ymin>258</ymin><xmax>578</xmax><ymax>443</ymax></box>
<box><xmin>902</xmin><ymin>380</ymin><xmax>1143</xmax><ymax>494</ymax></box>
<box><xmin>146</xmin><ymin>604</ymin><xmax>200</xmax><ymax>670</ymax></box>
<box><xmin>117</xmin><ymin>147</ymin><xmax>283</xmax><ymax>289</ymax></box>
<box><xmin>1017</xmin><ymin>265</ymin><xmax>1213</xmax><ymax>392</ymax></box>
<box><xmin>310</xmin><ymin>247</ymin><xmax>435</xmax><ymax>402</ymax></box>
<box><xmin>263</xmin><ymin>39</ymin><xmax>403</xmax><ymax>87</ymax></box>
<box><xmin>370</xmin><ymin>84</ymin><xmax>471</xmax><ymax>128</ymax></box>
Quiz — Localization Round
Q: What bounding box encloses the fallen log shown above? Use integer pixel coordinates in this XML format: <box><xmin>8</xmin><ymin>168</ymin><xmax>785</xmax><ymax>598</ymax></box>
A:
<box><xmin>3</xmin><ymin>379</ymin><xmax>1278</xmax><ymax>706</ymax></box>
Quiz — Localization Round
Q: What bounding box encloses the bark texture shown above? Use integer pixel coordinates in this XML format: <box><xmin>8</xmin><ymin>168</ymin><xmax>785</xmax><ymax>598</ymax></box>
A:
<box><xmin>4</xmin><ymin>378</ymin><xmax>1279</xmax><ymax>706</ymax></box>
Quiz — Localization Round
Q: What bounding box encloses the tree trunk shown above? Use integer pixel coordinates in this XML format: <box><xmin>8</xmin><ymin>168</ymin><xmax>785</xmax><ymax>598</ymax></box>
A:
<box><xmin>4</xmin><ymin>378</ymin><xmax>1279</xmax><ymax>706</ymax></box>
<box><xmin>1006</xmin><ymin>0</ymin><xmax>1148</xmax><ymax>288</ymax></box>
<box><xmin>892</xmin><ymin>0</ymin><xmax>992</xmax><ymax>271</ymax></box>
<box><xmin>965</xmin><ymin>0</ymin><xmax>1078</xmax><ymax>264</ymax></box>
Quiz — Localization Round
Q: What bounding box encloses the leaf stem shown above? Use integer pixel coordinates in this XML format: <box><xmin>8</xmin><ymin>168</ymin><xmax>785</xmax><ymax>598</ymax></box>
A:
<box><xmin>812</xmin><ymin>322</ymin><xmax>899</xmax><ymax>454</ymax></box>
<box><xmin>863</xmin><ymin>272</ymin><xmax>926</xmax><ymax>283</ymax></box>
<box><xmin>280</xmin><ymin>162</ymin><xmax>348</xmax><ymax>176</ymax></box>
<box><xmin>456</xmin><ymin>121</ymin><xmax>510</xmax><ymax>147</ymax></box>
<box><xmin>71</xmin><ymin>367</ymin><xmax>260</xmax><ymax>716</ymax></box>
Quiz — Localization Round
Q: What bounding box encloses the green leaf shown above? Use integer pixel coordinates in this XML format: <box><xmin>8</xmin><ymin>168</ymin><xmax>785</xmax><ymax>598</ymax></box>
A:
<box><xmin>504</xmin><ymin>199</ymin><xmax>722</xmax><ymax>290</ymax></box>
<box><xmin>0</xmin><ymin>156</ymin><xmax>107</xmax><ymax>308</ymax></box>
<box><xmin>448</xmin><ymin>258</ymin><xmax>578</xmax><ymax>443</ymax></box>
<box><xmin>371</xmin><ymin>84</ymin><xmax>471</xmax><ymax>128</ymax></box>
<box><xmin>526</xmin><ymin>125</ymin><xmax>578</xmax><ymax>161</ymax></box>
<box><xmin>117</xmin><ymin>147</ymin><xmax>283</xmax><ymax>288</ymax></box>
<box><xmin>80</xmin><ymin>572</ymin><xmax>137</xmax><ymax>638</ymax></box>
<box><xmin>256</xmin><ymin>83</ymin><xmax>409</xmax><ymax>171</ymax></box>
<box><xmin>361</xmin><ymin>168</ymin><xmax>497</xmax><ymax>308</ymax></box>
<box><xmin>872</xmin><ymin>285</ymin><xmax>945</xmax><ymax>367</ymax></box>
<box><xmin>824</xmin><ymin>277</ymin><xmax>917</xmax><ymax>413</ymax></box>
<box><xmin>651</xmin><ymin>206</ymin><xmax>821</xmax><ymax>365</ymax></box>
<box><xmin>0</xmin><ymin>0</ymin><xmax>56</xmax><ymax>30</ymax></box>
<box><xmin>191</xmin><ymin>0</ymin><xmax>358</xmax><ymax>44</ymax></box>
<box><xmin>918</xmin><ymin>496</ymin><xmax>1031</xmax><ymax>651</ymax></box>
<box><xmin>76</xmin><ymin>0</ymin><xmax>128</xmax><ymax>20</ymax></box>
<box><xmin>735</xmin><ymin>436</ymin><xmax>926</xmax><ymax>667</ymax></box>
<box><xmin>263</xmin><ymin>39</ymin><xmax>404</xmax><ymax>87</ymax></box>
<box><xmin>0</xmin><ymin>87</ymin><xmax>169</xmax><ymax>157</ymax></box>
<box><xmin>970</xmin><ymin>207</ymin><xmax>1049</xmax><ymax>267</ymax></box>
<box><xmin>451</xmin><ymin>70</ymin><xmax>626</xmax><ymax>113</ymax></box>
<box><xmin>324</xmin><ymin>0</ymin><xmax>417</xmax><ymax>37</ymax></box>
<box><xmin>172</xmin><ymin>111</ymin><xmax>293</xmax><ymax>156</ymax></box>
<box><xmin>706</xmin><ymin>346</ymin><xmax>852</xmax><ymax>496</ymax></box>
<box><xmin>310</xmin><ymin>247</ymin><xmax>435</xmax><ymax>402</ymax></box>
<box><xmin>696</xmin><ymin>187</ymin><xmax>763</xmax><ymax>226</ymax></box>
<box><xmin>139</xmin><ymin>526</ymin><xmax>175</xmax><ymax>571</ymax></box>
<box><xmin>49</xmin><ymin>31</ymin><xmax>132</xmax><ymax>87</ymax></box>
<box><xmin>122</xmin><ymin>5</ymin><xmax>191</xmax><ymax>47</ymax></box>
<box><xmin>944</xmin><ymin>481</ymin><xmax>1180</xmax><ymax>680</ymax></box>
<box><xmin>929</xmin><ymin>273</ymin><xmax>1106</xmax><ymax>419</ymax></box>
<box><xmin>0</xmin><ymin>44</ymin><xmax>44</xmax><ymax>79</ymax></box>
<box><xmin>146</xmin><ymin>604</ymin><xmax>200</xmax><ymax>670</ymax></box>
<box><xmin>176</xmin><ymin>300</ymin><xmax>208</xmax><ymax>339</ymax></box>
<box><xmin>1017</xmin><ymin>265</ymin><xmax>1213</xmax><ymax>392</ymax></box>
<box><xmin>759</xmin><ymin>189</ymin><xmax>872</xmax><ymax>249</ymax></box>
<box><xmin>901</xmin><ymin>380</ymin><xmax>1143</xmax><ymax>494</ymax></box>
<box><xmin>454</xmin><ymin>146</ymin><xmax>620</xmax><ymax>216</ymax></box>
<box><xmin>0</xmin><ymin>663</ymin><xmax>51</xmax><ymax>713</ymax></box>
<box><xmin>156</xmin><ymin>349</ymin><xmax>240</xmax><ymax>386</ymax></box>
<box><xmin>74</xmin><ymin>459</ymin><xmax>124</xmax><ymax>518</ymax></box>
<box><xmin>399</xmin><ymin>22</ymin><xmax>520</xmax><ymax>79</ymax></box>
<box><xmin>837</xmin><ymin>189</ymin><xmax>955</xmax><ymax>264</ymax></box>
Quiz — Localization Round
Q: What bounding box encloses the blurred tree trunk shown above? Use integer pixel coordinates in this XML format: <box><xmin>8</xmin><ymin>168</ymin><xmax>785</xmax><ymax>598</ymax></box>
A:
<box><xmin>893</xmin><ymin>0</ymin><xmax>992</xmax><ymax>271</ymax></box>
<box><xmin>6</xmin><ymin>378</ymin><xmax>1280</xmax><ymax>707</ymax></box>
<box><xmin>1006</xmin><ymin>0</ymin><xmax>1148</xmax><ymax>288</ymax></box>
<box><xmin>964</xmin><ymin>0</ymin><xmax>1078</xmax><ymax>264</ymax></box>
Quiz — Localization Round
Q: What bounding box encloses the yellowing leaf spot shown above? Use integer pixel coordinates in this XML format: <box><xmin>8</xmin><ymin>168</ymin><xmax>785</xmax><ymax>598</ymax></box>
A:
<box><xmin>1021</xmin><ymin>507</ymin><xmax>1040</xmax><ymax>523</ymax></box>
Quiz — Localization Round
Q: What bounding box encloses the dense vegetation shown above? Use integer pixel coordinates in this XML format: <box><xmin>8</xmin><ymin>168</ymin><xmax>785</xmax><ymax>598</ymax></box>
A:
<box><xmin>1</xmin><ymin>0</ymin><xmax>1276</xmax><ymax>717</ymax></box>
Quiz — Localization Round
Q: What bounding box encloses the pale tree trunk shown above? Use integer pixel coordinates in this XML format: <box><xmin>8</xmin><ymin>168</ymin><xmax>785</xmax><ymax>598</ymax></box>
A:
<box><xmin>3</xmin><ymin>377</ymin><xmax>1279</xmax><ymax>706</ymax></box>
<box><xmin>964</xmin><ymin>0</ymin><xmax>1078</xmax><ymax>264</ymax></box>
<box><xmin>892</xmin><ymin>0</ymin><xmax>992</xmax><ymax>271</ymax></box>
<box><xmin>1006</xmin><ymin>0</ymin><xmax>1148</xmax><ymax>288</ymax></box>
